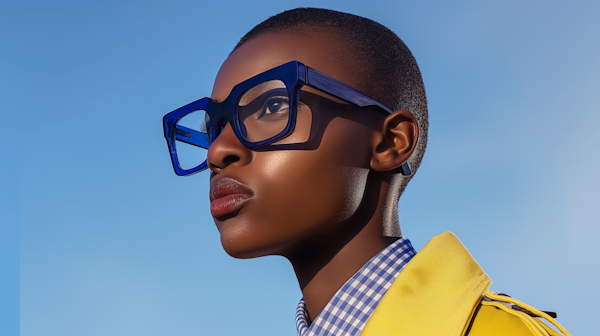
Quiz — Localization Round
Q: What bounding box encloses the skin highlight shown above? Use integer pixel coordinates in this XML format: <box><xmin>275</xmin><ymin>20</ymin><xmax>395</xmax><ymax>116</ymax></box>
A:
<box><xmin>207</xmin><ymin>27</ymin><xmax>418</xmax><ymax>320</ymax></box>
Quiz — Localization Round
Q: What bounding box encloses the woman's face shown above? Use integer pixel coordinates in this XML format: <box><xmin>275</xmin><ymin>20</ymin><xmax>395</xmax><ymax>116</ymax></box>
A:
<box><xmin>207</xmin><ymin>29</ymin><xmax>385</xmax><ymax>259</ymax></box>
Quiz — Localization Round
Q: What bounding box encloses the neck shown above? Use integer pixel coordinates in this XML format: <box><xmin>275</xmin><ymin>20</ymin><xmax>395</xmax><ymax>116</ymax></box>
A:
<box><xmin>285</xmin><ymin>173</ymin><xmax>399</xmax><ymax>321</ymax></box>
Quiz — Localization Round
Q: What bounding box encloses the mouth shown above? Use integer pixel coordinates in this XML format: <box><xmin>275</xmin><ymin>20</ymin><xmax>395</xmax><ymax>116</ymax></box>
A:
<box><xmin>209</xmin><ymin>177</ymin><xmax>254</xmax><ymax>218</ymax></box>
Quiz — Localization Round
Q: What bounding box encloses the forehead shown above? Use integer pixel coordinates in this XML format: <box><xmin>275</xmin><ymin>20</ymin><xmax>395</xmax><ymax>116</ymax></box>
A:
<box><xmin>211</xmin><ymin>28</ymin><xmax>364</xmax><ymax>102</ymax></box>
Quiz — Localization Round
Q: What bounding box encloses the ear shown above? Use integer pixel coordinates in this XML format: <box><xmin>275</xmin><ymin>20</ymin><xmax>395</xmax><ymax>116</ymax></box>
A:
<box><xmin>370</xmin><ymin>110</ymin><xmax>419</xmax><ymax>172</ymax></box>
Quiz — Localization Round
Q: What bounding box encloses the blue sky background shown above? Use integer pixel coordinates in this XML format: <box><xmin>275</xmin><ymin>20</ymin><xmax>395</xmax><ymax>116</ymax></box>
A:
<box><xmin>1</xmin><ymin>0</ymin><xmax>599</xmax><ymax>335</ymax></box>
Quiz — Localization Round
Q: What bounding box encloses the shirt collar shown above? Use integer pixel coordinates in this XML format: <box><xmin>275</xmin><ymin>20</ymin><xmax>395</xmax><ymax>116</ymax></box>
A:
<box><xmin>295</xmin><ymin>238</ymin><xmax>416</xmax><ymax>336</ymax></box>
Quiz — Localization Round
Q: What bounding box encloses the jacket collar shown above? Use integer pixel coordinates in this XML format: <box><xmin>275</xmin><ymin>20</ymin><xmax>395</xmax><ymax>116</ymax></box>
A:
<box><xmin>360</xmin><ymin>232</ymin><xmax>491</xmax><ymax>336</ymax></box>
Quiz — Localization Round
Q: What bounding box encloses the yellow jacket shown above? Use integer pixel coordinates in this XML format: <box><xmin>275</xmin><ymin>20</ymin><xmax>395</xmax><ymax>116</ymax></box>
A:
<box><xmin>361</xmin><ymin>232</ymin><xmax>570</xmax><ymax>336</ymax></box>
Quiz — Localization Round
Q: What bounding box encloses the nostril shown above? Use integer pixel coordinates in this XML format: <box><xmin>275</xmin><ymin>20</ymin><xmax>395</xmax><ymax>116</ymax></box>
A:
<box><xmin>223</xmin><ymin>155</ymin><xmax>240</xmax><ymax>166</ymax></box>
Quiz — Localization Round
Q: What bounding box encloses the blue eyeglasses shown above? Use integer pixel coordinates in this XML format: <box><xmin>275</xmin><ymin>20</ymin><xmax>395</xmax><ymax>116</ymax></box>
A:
<box><xmin>163</xmin><ymin>60</ymin><xmax>411</xmax><ymax>176</ymax></box>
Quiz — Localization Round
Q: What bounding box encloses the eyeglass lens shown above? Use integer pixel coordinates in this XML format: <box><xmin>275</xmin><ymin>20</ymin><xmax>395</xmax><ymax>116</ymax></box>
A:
<box><xmin>174</xmin><ymin>109</ymin><xmax>211</xmax><ymax>170</ymax></box>
<box><xmin>238</xmin><ymin>80</ymin><xmax>290</xmax><ymax>142</ymax></box>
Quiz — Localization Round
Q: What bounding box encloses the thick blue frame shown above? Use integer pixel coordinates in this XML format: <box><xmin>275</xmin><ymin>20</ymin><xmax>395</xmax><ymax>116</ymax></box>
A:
<box><xmin>163</xmin><ymin>60</ymin><xmax>411</xmax><ymax>176</ymax></box>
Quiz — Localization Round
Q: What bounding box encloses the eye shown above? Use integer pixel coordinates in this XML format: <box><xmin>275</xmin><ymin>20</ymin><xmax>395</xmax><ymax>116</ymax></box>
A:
<box><xmin>259</xmin><ymin>96</ymin><xmax>289</xmax><ymax>118</ymax></box>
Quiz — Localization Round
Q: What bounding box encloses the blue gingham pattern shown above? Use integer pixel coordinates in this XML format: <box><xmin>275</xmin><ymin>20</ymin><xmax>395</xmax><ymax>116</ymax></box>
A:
<box><xmin>295</xmin><ymin>238</ymin><xmax>416</xmax><ymax>336</ymax></box>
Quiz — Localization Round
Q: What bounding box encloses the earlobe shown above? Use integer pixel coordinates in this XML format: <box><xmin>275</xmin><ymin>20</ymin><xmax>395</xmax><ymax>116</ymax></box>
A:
<box><xmin>370</xmin><ymin>110</ymin><xmax>418</xmax><ymax>172</ymax></box>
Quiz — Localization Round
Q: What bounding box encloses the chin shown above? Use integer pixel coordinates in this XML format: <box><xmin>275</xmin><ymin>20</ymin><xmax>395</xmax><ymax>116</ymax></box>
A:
<box><xmin>221</xmin><ymin>243</ymin><xmax>262</xmax><ymax>259</ymax></box>
<box><xmin>219</xmin><ymin>231</ymin><xmax>279</xmax><ymax>259</ymax></box>
<box><xmin>215</xmin><ymin>212</ymin><xmax>292</xmax><ymax>259</ymax></box>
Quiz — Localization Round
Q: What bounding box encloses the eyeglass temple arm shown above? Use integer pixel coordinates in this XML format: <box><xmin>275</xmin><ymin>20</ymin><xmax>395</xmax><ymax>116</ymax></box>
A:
<box><xmin>305</xmin><ymin>67</ymin><xmax>393</xmax><ymax>114</ymax></box>
<box><xmin>175</xmin><ymin>125</ymin><xmax>209</xmax><ymax>149</ymax></box>
<box><xmin>305</xmin><ymin>67</ymin><xmax>411</xmax><ymax>176</ymax></box>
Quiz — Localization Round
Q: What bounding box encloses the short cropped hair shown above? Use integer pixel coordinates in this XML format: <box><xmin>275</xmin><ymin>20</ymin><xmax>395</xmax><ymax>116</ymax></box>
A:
<box><xmin>233</xmin><ymin>8</ymin><xmax>428</xmax><ymax>234</ymax></box>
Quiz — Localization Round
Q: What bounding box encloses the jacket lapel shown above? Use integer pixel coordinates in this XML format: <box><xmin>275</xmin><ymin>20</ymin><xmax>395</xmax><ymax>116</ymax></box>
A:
<box><xmin>361</xmin><ymin>232</ymin><xmax>491</xmax><ymax>336</ymax></box>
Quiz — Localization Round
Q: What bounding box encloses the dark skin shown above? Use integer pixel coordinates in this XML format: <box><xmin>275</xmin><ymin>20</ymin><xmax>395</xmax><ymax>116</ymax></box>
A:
<box><xmin>207</xmin><ymin>27</ymin><xmax>418</xmax><ymax>320</ymax></box>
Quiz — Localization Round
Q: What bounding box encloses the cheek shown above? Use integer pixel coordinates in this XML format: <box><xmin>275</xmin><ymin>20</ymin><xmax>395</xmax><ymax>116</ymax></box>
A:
<box><xmin>262</xmin><ymin>156</ymin><xmax>369</xmax><ymax>223</ymax></box>
<box><xmin>256</xmin><ymin>120</ymin><xmax>373</xmax><ymax>233</ymax></box>
<box><xmin>217</xmin><ymin>118</ymin><xmax>375</xmax><ymax>258</ymax></box>
<box><xmin>244</xmin><ymin>159</ymin><xmax>369</xmax><ymax>255</ymax></box>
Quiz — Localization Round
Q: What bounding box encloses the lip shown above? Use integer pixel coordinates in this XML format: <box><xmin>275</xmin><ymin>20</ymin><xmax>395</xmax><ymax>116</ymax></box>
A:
<box><xmin>210</xmin><ymin>177</ymin><xmax>254</xmax><ymax>218</ymax></box>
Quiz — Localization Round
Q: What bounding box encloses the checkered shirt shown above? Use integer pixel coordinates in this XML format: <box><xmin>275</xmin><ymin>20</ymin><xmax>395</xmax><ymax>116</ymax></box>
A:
<box><xmin>295</xmin><ymin>238</ymin><xmax>416</xmax><ymax>336</ymax></box>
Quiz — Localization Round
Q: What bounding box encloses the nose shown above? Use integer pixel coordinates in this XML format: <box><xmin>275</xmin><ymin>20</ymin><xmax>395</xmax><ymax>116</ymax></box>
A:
<box><xmin>207</xmin><ymin>122</ymin><xmax>252</xmax><ymax>174</ymax></box>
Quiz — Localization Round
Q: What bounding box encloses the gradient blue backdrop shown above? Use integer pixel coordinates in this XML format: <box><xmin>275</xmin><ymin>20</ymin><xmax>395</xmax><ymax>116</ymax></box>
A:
<box><xmin>1</xmin><ymin>1</ymin><xmax>598</xmax><ymax>335</ymax></box>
